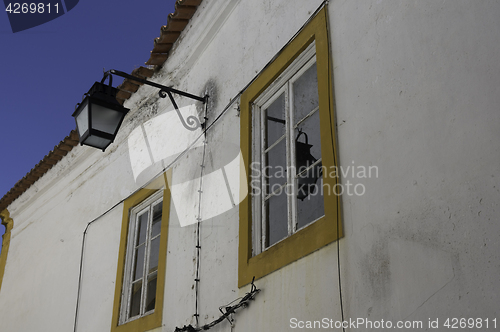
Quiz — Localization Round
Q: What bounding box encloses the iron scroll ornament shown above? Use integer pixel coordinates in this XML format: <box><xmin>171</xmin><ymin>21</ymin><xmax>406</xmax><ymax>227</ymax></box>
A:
<box><xmin>105</xmin><ymin>69</ymin><xmax>208</xmax><ymax>131</ymax></box>
<box><xmin>159</xmin><ymin>89</ymin><xmax>201</xmax><ymax>131</ymax></box>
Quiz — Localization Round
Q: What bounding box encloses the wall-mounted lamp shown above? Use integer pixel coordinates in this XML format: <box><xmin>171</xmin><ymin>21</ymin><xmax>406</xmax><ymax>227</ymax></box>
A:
<box><xmin>73</xmin><ymin>69</ymin><xmax>208</xmax><ymax>151</ymax></box>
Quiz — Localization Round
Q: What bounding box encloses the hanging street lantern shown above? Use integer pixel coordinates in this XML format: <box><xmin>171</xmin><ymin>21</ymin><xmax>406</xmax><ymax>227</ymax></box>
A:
<box><xmin>295</xmin><ymin>131</ymin><xmax>323</xmax><ymax>200</ymax></box>
<box><xmin>72</xmin><ymin>77</ymin><xmax>129</xmax><ymax>151</ymax></box>
<box><xmin>72</xmin><ymin>69</ymin><xmax>207</xmax><ymax>152</ymax></box>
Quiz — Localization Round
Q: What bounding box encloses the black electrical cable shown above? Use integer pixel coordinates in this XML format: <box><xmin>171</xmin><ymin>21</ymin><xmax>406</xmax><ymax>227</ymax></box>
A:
<box><xmin>322</xmin><ymin>1</ymin><xmax>346</xmax><ymax>330</ymax></box>
<box><xmin>175</xmin><ymin>278</ymin><xmax>260</xmax><ymax>332</ymax></box>
<box><xmin>72</xmin><ymin>197</ymin><xmax>127</xmax><ymax>332</ymax></box>
<box><xmin>194</xmin><ymin>97</ymin><xmax>209</xmax><ymax>326</ymax></box>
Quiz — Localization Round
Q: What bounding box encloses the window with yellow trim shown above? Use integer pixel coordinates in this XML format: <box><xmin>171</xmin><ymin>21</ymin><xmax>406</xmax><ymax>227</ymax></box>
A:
<box><xmin>0</xmin><ymin>209</ymin><xmax>14</xmax><ymax>295</ymax></box>
<box><xmin>239</xmin><ymin>7</ymin><xmax>342</xmax><ymax>288</ymax></box>
<box><xmin>111</xmin><ymin>182</ymin><xmax>170</xmax><ymax>332</ymax></box>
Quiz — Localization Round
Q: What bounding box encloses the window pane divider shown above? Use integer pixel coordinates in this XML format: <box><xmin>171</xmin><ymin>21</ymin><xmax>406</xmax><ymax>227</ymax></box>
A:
<box><xmin>139</xmin><ymin>205</ymin><xmax>153</xmax><ymax>316</ymax></box>
<box><xmin>264</xmin><ymin>135</ymin><xmax>286</xmax><ymax>153</ymax></box>
<box><xmin>287</xmin><ymin>81</ymin><xmax>298</xmax><ymax>236</ymax></box>
<box><xmin>296</xmin><ymin>158</ymin><xmax>322</xmax><ymax>178</ymax></box>
<box><xmin>263</xmin><ymin>182</ymin><xmax>289</xmax><ymax>201</ymax></box>
<box><xmin>285</xmin><ymin>81</ymin><xmax>295</xmax><ymax>237</ymax></box>
<box><xmin>294</xmin><ymin>106</ymin><xmax>319</xmax><ymax>128</ymax></box>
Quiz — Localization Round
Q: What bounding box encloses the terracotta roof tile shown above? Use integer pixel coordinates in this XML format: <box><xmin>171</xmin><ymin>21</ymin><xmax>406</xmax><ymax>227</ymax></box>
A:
<box><xmin>165</xmin><ymin>16</ymin><xmax>190</xmax><ymax>32</ymax></box>
<box><xmin>0</xmin><ymin>0</ymin><xmax>204</xmax><ymax>210</ymax></box>
<box><xmin>25</xmin><ymin>174</ymin><xmax>38</xmax><ymax>182</ymax></box>
<box><xmin>157</xmin><ymin>31</ymin><xmax>181</xmax><ymax>44</ymax></box>
<box><xmin>145</xmin><ymin>53</ymin><xmax>170</xmax><ymax>66</ymax></box>
<box><xmin>0</xmin><ymin>129</ymin><xmax>82</xmax><ymax>210</ymax></box>
<box><xmin>58</xmin><ymin>143</ymin><xmax>73</xmax><ymax>152</ymax></box>
<box><xmin>172</xmin><ymin>4</ymin><xmax>197</xmax><ymax>19</ymax></box>
<box><xmin>116</xmin><ymin>89</ymin><xmax>132</xmax><ymax>100</ymax></box>
<box><xmin>152</xmin><ymin>41</ymin><xmax>173</xmax><ymax>54</ymax></box>
<box><xmin>178</xmin><ymin>0</ymin><xmax>203</xmax><ymax>6</ymax></box>
<box><xmin>131</xmin><ymin>66</ymin><xmax>155</xmax><ymax>79</ymax></box>
<box><xmin>118</xmin><ymin>80</ymin><xmax>141</xmax><ymax>93</ymax></box>
<box><xmin>53</xmin><ymin>149</ymin><xmax>68</xmax><ymax>157</ymax></box>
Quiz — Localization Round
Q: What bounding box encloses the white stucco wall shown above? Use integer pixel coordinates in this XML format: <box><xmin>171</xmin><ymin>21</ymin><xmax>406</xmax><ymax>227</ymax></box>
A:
<box><xmin>331</xmin><ymin>0</ymin><xmax>500</xmax><ymax>323</ymax></box>
<box><xmin>1</xmin><ymin>0</ymin><xmax>499</xmax><ymax>331</ymax></box>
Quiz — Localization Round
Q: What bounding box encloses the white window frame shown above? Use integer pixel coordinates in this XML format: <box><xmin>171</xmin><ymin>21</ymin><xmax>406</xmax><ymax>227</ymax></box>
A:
<box><xmin>119</xmin><ymin>190</ymin><xmax>164</xmax><ymax>325</ymax></box>
<box><xmin>252</xmin><ymin>42</ymin><xmax>324</xmax><ymax>255</ymax></box>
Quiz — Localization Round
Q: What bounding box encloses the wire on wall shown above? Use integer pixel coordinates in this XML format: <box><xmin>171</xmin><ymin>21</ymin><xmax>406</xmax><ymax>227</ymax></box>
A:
<box><xmin>322</xmin><ymin>1</ymin><xmax>346</xmax><ymax>330</ymax></box>
<box><xmin>175</xmin><ymin>278</ymin><xmax>260</xmax><ymax>332</ymax></box>
<box><xmin>193</xmin><ymin>97</ymin><xmax>209</xmax><ymax>326</ymax></box>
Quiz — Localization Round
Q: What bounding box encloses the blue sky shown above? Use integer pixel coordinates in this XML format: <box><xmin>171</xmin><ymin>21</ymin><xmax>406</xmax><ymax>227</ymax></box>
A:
<box><xmin>0</xmin><ymin>0</ymin><xmax>178</xmax><ymax>248</ymax></box>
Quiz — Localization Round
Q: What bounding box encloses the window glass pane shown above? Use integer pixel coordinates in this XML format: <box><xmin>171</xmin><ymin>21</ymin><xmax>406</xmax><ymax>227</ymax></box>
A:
<box><xmin>265</xmin><ymin>93</ymin><xmax>286</xmax><ymax>148</ymax></box>
<box><xmin>129</xmin><ymin>281</ymin><xmax>142</xmax><ymax>318</ymax></box>
<box><xmin>297</xmin><ymin>177</ymin><xmax>325</xmax><ymax>229</ymax></box>
<box><xmin>293</xmin><ymin>62</ymin><xmax>319</xmax><ymax>125</ymax></box>
<box><xmin>265</xmin><ymin>139</ymin><xmax>287</xmax><ymax>193</ymax></box>
<box><xmin>148</xmin><ymin>237</ymin><xmax>160</xmax><ymax>274</ymax></box>
<box><xmin>145</xmin><ymin>274</ymin><xmax>157</xmax><ymax>312</ymax></box>
<box><xmin>151</xmin><ymin>202</ymin><xmax>162</xmax><ymax>238</ymax></box>
<box><xmin>266</xmin><ymin>191</ymin><xmax>288</xmax><ymax>247</ymax></box>
<box><xmin>295</xmin><ymin>111</ymin><xmax>322</xmax><ymax>176</ymax></box>
<box><xmin>295</xmin><ymin>111</ymin><xmax>324</xmax><ymax>228</ymax></box>
<box><xmin>136</xmin><ymin>211</ymin><xmax>149</xmax><ymax>246</ymax></box>
<box><xmin>133</xmin><ymin>245</ymin><xmax>145</xmax><ymax>280</ymax></box>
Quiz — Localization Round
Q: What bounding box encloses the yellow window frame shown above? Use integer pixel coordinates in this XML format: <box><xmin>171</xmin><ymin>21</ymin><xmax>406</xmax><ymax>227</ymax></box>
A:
<box><xmin>239</xmin><ymin>7</ymin><xmax>342</xmax><ymax>288</ymax></box>
<box><xmin>0</xmin><ymin>209</ymin><xmax>14</xmax><ymax>296</ymax></box>
<box><xmin>111</xmin><ymin>172</ymin><xmax>171</xmax><ymax>332</ymax></box>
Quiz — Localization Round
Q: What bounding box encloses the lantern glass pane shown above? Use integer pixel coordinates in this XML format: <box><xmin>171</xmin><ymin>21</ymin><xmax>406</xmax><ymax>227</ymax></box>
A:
<box><xmin>75</xmin><ymin>104</ymin><xmax>89</xmax><ymax>136</ymax></box>
<box><xmin>83</xmin><ymin>136</ymin><xmax>112</xmax><ymax>150</ymax></box>
<box><xmin>91</xmin><ymin>103</ymin><xmax>124</xmax><ymax>135</ymax></box>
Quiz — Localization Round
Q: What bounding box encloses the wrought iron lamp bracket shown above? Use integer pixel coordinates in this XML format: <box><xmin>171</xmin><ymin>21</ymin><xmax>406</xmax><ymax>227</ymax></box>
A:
<box><xmin>104</xmin><ymin>69</ymin><xmax>208</xmax><ymax>131</ymax></box>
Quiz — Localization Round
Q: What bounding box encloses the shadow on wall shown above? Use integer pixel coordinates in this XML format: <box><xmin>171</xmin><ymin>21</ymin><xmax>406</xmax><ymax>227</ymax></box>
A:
<box><xmin>127</xmin><ymin>104</ymin><xmax>247</xmax><ymax>227</ymax></box>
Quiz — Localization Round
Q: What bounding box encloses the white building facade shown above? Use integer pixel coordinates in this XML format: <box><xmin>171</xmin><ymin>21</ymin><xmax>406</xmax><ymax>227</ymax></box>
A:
<box><xmin>1</xmin><ymin>0</ymin><xmax>499</xmax><ymax>331</ymax></box>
